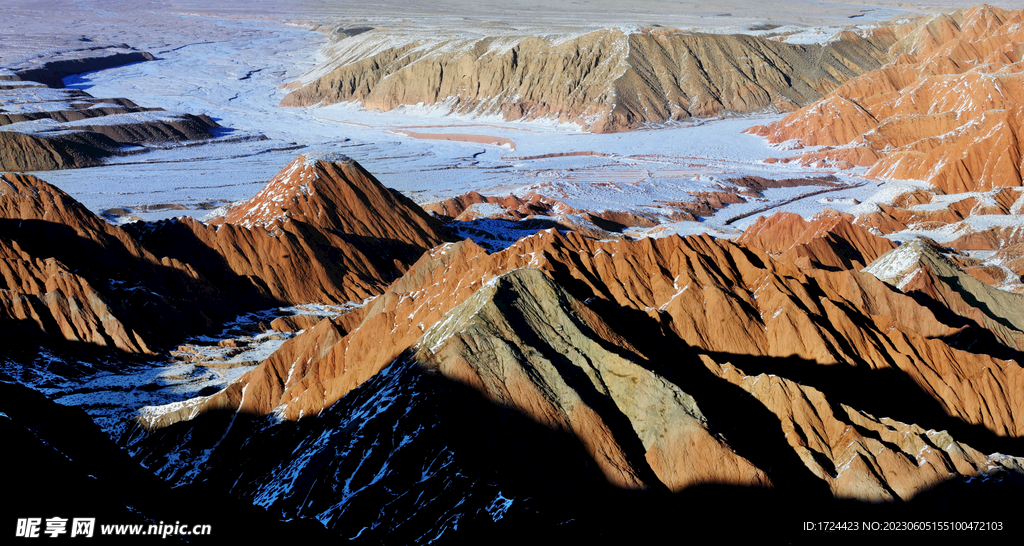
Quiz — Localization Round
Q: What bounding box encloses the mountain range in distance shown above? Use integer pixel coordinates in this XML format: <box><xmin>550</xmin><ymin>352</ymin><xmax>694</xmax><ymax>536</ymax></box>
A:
<box><xmin>3</xmin><ymin>2</ymin><xmax>1023</xmax><ymax>542</ymax></box>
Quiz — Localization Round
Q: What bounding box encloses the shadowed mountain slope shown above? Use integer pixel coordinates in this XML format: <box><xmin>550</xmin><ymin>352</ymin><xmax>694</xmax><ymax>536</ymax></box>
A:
<box><xmin>1</xmin><ymin>154</ymin><xmax>450</xmax><ymax>354</ymax></box>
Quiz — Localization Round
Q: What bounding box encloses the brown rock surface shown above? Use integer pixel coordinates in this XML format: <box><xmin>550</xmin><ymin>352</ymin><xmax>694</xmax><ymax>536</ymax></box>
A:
<box><xmin>0</xmin><ymin>131</ymin><xmax>111</xmax><ymax>171</ymax></box>
<box><xmin>423</xmin><ymin>189</ymin><xmax>666</xmax><ymax>239</ymax></box>
<box><xmin>1</xmin><ymin>153</ymin><xmax>450</xmax><ymax>353</ymax></box>
<box><xmin>270</xmin><ymin>314</ymin><xmax>325</xmax><ymax>333</ymax></box>
<box><xmin>949</xmin><ymin>224</ymin><xmax>1024</xmax><ymax>251</ymax></box>
<box><xmin>0</xmin><ymin>48</ymin><xmax>222</xmax><ymax>171</ymax></box>
<box><xmin>155</xmin><ymin>220</ymin><xmax>1024</xmax><ymax>501</ymax></box>
<box><xmin>412</xmin><ymin>268</ymin><xmax>769</xmax><ymax>491</ymax></box>
<box><xmin>282</xmin><ymin>26</ymin><xmax>897</xmax><ymax>132</ymax></box>
<box><xmin>864</xmin><ymin>239</ymin><xmax>1024</xmax><ymax>355</ymax></box>
<box><xmin>175</xmin><ymin>221</ymin><xmax>1024</xmax><ymax>503</ymax></box>
<box><xmin>6</xmin><ymin>45</ymin><xmax>155</xmax><ymax>88</ymax></box>
<box><xmin>423</xmin><ymin>190</ymin><xmax>577</xmax><ymax>221</ymax></box>
<box><xmin>0</xmin><ymin>173</ymin><xmax>240</xmax><ymax>352</ymax></box>
<box><xmin>425</xmin><ymin>187</ymin><xmax>754</xmax><ymax>232</ymax></box>
<box><xmin>0</xmin><ymin>236</ymin><xmax>152</xmax><ymax>353</ymax></box>
<box><xmin>748</xmin><ymin>6</ymin><xmax>1024</xmax><ymax>193</ymax></box>
<box><xmin>6</xmin><ymin>149</ymin><xmax>1011</xmax><ymax>514</ymax></box>
<box><xmin>704</xmin><ymin>356</ymin><xmax>1020</xmax><ymax>502</ymax></box>
<box><xmin>738</xmin><ymin>210</ymin><xmax>897</xmax><ymax>270</ymax></box>
<box><xmin>854</xmin><ymin>188</ymin><xmax>1023</xmax><ymax>245</ymax></box>
<box><xmin>218</xmin><ymin>153</ymin><xmax>443</xmax><ymax>246</ymax></box>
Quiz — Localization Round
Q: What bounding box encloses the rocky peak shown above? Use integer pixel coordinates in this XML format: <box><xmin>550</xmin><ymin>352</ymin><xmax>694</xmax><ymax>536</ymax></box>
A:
<box><xmin>414</xmin><ymin>267</ymin><xmax>769</xmax><ymax>491</ymax></box>
<box><xmin>219</xmin><ymin>152</ymin><xmax>352</xmax><ymax>230</ymax></box>
<box><xmin>738</xmin><ymin>210</ymin><xmax>897</xmax><ymax>271</ymax></box>
<box><xmin>1</xmin><ymin>172</ymin><xmax>105</xmax><ymax>231</ymax></box>
<box><xmin>218</xmin><ymin>152</ymin><xmax>447</xmax><ymax>249</ymax></box>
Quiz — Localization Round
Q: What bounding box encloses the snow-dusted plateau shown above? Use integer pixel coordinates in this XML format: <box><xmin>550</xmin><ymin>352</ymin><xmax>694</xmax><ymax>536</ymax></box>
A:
<box><xmin>4</xmin><ymin>0</ymin><xmax>1024</xmax><ymax>542</ymax></box>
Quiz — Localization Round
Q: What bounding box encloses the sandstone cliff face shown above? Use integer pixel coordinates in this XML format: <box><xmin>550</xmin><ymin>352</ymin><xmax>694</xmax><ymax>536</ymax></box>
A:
<box><xmin>0</xmin><ymin>131</ymin><xmax>110</xmax><ymax>171</ymax></box>
<box><xmin>133</xmin><ymin>154</ymin><xmax>451</xmax><ymax>306</ymax></box>
<box><xmin>282</xmin><ymin>26</ymin><xmax>897</xmax><ymax>132</ymax></box>
<box><xmin>864</xmin><ymin>239</ymin><xmax>1024</xmax><ymax>357</ymax></box>
<box><xmin>704</xmin><ymin>356</ymin><xmax>1021</xmax><ymax>502</ymax></box>
<box><xmin>0</xmin><ymin>172</ymin><xmax>229</xmax><ymax>353</ymax></box>
<box><xmin>145</xmin><ymin>211</ymin><xmax>1024</xmax><ymax>513</ymax></box>
<box><xmin>413</xmin><ymin>268</ymin><xmax>768</xmax><ymax>492</ymax></box>
<box><xmin>748</xmin><ymin>6</ymin><xmax>1024</xmax><ymax>193</ymax></box>
<box><xmin>0</xmin><ymin>153</ymin><xmax>450</xmax><ymax>354</ymax></box>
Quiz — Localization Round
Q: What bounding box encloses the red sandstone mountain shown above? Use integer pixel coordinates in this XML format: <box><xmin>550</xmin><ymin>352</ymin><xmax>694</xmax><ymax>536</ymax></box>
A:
<box><xmin>152</xmin><ymin>215</ymin><xmax>1024</xmax><ymax>510</ymax></box>
<box><xmin>9</xmin><ymin>13</ymin><xmax>1024</xmax><ymax>543</ymax></box>
<box><xmin>845</xmin><ymin>186</ymin><xmax>1024</xmax><ymax>291</ymax></box>
<box><xmin>0</xmin><ymin>172</ymin><xmax>236</xmax><ymax>353</ymax></box>
<box><xmin>1</xmin><ymin>154</ymin><xmax>450</xmax><ymax>354</ymax></box>
<box><xmin>8</xmin><ymin>149</ymin><xmax>1022</xmax><ymax>540</ymax></box>
<box><xmin>737</xmin><ymin>209</ymin><xmax>896</xmax><ymax>270</ymax></box>
<box><xmin>217</xmin><ymin>153</ymin><xmax>444</xmax><ymax>249</ymax></box>
<box><xmin>859</xmin><ymin>187</ymin><xmax>1024</xmax><ymax>235</ymax></box>
<box><xmin>747</xmin><ymin>5</ymin><xmax>1024</xmax><ymax>193</ymax></box>
<box><xmin>136</xmin><ymin>153</ymin><xmax>450</xmax><ymax>305</ymax></box>
<box><xmin>864</xmin><ymin>239</ymin><xmax>1024</xmax><ymax>356</ymax></box>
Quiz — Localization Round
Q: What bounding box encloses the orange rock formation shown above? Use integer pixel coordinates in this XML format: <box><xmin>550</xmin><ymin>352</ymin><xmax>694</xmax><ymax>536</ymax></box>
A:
<box><xmin>738</xmin><ymin>209</ymin><xmax>897</xmax><ymax>270</ymax></box>
<box><xmin>748</xmin><ymin>5</ymin><xmax>1024</xmax><ymax>193</ymax></box>
<box><xmin>1</xmin><ymin>154</ymin><xmax>451</xmax><ymax>352</ymax></box>
<box><xmin>7</xmin><ymin>153</ymin><xmax>1022</xmax><ymax>515</ymax></box>
<box><xmin>165</xmin><ymin>214</ymin><xmax>1024</xmax><ymax>501</ymax></box>
<box><xmin>282</xmin><ymin>27</ymin><xmax>897</xmax><ymax>132</ymax></box>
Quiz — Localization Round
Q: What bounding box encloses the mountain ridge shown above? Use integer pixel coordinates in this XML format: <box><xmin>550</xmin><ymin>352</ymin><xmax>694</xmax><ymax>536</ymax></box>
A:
<box><xmin>281</xmin><ymin>26</ymin><xmax>900</xmax><ymax>132</ymax></box>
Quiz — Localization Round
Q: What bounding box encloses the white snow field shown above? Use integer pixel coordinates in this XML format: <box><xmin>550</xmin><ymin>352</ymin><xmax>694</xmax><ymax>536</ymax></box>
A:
<box><xmin>6</xmin><ymin>0</ymin><xmax>1010</xmax><ymax>236</ymax></box>
<box><xmin>26</xmin><ymin>15</ymin><xmax>870</xmax><ymax>236</ymax></box>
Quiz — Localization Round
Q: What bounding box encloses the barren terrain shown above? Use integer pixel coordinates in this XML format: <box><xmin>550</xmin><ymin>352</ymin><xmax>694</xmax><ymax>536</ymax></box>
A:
<box><xmin>3</xmin><ymin>0</ymin><xmax>1023</xmax><ymax>542</ymax></box>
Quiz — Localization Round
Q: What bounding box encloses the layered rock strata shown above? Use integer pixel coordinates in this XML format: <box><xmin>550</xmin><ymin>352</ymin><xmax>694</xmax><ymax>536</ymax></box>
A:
<box><xmin>748</xmin><ymin>6</ymin><xmax>1024</xmax><ymax>193</ymax></box>
<box><xmin>133</xmin><ymin>205</ymin><xmax>1024</xmax><ymax>518</ymax></box>
<box><xmin>0</xmin><ymin>46</ymin><xmax>224</xmax><ymax>171</ymax></box>
<box><xmin>738</xmin><ymin>209</ymin><xmax>897</xmax><ymax>270</ymax></box>
<box><xmin>138</xmin><ymin>153</ymin><xmax>451</xmax><ymax>304</ymax></box>
<box><xmin>2</xmin><ymin>45</ymin><xmax>155</xmax><ymax>88</ymax></box>
<box><xmin>282</xmin><ymin>26</ymin><xmax>899</xmax><ymax>132</ymax></box>
<box><xmin>126</xmin><ymin>210</ymin><xmax>1024</xmax><ymax>541</ymax></box>
<box><xmin>1</xmin><ymin>154</ymin><xmax>450</xmax><ymax>354</ymax></box>
<box><xmin>0</xmin><ymin>172</ymin><xmax>235</xmax><ymax>353</ymax></box>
